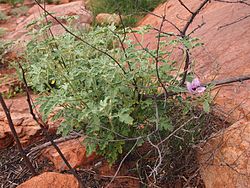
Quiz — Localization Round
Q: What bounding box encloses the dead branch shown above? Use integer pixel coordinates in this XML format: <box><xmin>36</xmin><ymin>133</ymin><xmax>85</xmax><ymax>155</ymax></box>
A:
<box><xmin>28</xmin><ymin>134</ymin><xmax>80</xmax><ymax>155</ymax></box>
<box><xmin>215</xmin><ymin>0</ymin><xmax>250</xmax><ymax>6</ymax></box>
<box><xmin>155</xmin><ymin>15</ymin><xmax>169</xmax><ymax>98</ymax></box>
<box><xmin>188</xmin><ymin>17</ymin><xmax>206</xmax><ymax>36</ymax></box>
<box><xmin>177</xmin><ymin>0</ymin><xmax>193</xmax><ymax>14</ymax></box>
<box><xmin>218</xmin><ymin>14</ymin><xmax>250</xmax><ymax>30</ymax></box>
<box><xmin>143</xmin><ymin>10</ymin><xmax>181</xmax><ymax>33</ymax></box>
<box><xmin>0</xmin><ymin>93</ymin><xmax>36</xmax><ymax>176</ymax></box>
<box><xmin>206</xmin><ymin>75</ymin><xmax>250</xmax><ymax>86</ymax></box>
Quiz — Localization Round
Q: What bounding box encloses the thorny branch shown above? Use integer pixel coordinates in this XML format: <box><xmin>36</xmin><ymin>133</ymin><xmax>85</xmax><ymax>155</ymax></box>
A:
<box><xmin>155</xmin><ymin>15</ymin><xmax>169</xmax><ymax>99</ymax></box>
<box><xmin>0</xmin><ymin>93</ymin><xmax>36</xmax><ymax>176</ymax></box>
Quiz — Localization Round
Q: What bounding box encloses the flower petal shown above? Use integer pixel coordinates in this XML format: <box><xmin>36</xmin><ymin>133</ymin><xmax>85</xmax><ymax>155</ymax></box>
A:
<box><xmin>196</xmin><ymin>86</ymin><xmax>206</xmax><ymax>93</ymax></box>
<box><xmin>186</xmin><ymin>82</ymin><xmax>194</xmax><ymax>93</ymax></box>
<box><xmin>192</xmin><ymin>78</ymin><xmax>201</xmax><ymax>87</ymax></box>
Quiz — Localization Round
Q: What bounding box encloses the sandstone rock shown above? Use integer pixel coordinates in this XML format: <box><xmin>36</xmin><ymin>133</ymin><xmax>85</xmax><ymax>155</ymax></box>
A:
<box><xmin>95</xmin><ymin>13</ymin><xmax>121</xmax><ymax>25</ymax></box>
<box><xmin>5</xmin><ymin>1</ymin><xmax>93</xmax><ymax>44</ymax></box>
<box><xmin>134</xmin><ymin>0</ymin><xmax>250</xmax><ymax>122</ymax></box>
<box><xmin>0</xmin><ymin>95</ymin><xmax>60</xmax><ymax>149</ymax></box>
<box><xmin>17</xmin><ymin>172</ymin><xmax>80</xmax><ymax>188</ymax></box>
<box><xmin>198</xmin><ymin>120</ymin><xmax>250</xmax><ymax>187</ymax></box>
<box><xmin>0</xmin><ymin>130</ymin><xmax>13</xmax><ymax>149</ymax></box>
<box><xmin>42</xmin><ymin>138</ymin><xmax>97</xmax><ymax>171</ymax></box>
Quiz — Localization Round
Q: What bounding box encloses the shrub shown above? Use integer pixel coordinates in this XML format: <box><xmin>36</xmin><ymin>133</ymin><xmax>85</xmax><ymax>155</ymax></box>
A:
<box><xmin>21</xmin><ymin>22</ymin><xmax>211</xmax><ymax>163</ymax></box>
<box><xmin>88</xmin><ymin>0</ymin><xmax>166</xmax><ymax>26</ymax></box>
<box><xmin>10</xmin><ymin>5</ymin><xmax>28</xmax><ymax>16</ymax></box>
<box><xmin>0</xmin><ymin>11</ymin><xmax>7</xmax><ymax>22</ymax></box>
<box><xmin>0</xmin><ymin>28</ymin><xmax>6</xmax><ymax>37</ymax></box>
<box><xmin>0</xmin><ymin>0</ymin><xmax>24</xmax><ymax>7</ymax></box>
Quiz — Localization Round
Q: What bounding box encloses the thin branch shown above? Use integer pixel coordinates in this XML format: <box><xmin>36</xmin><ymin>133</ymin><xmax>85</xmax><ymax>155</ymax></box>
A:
<box><xmin>147</xmin><ymin>99</ymin><xmax>162</xmax><ymax>177</ymax></box>
<box><xmin>215</xmin><ymin>0</ymin><xmax>250</xmax><ymax>6</ymax></box>
<box><xmin>144</xmin><ymin>10</ymin><xmax>182</xmax><ymax>33</ymax></box>
<box><xmin>147</xmin><ymin>136</ymin><xmax>162</xmax><ymax>177</ymax></box>
<box><xmin>28</xmin><ymin>134</ymin><xmax>80</xmax><ymax>155</ymax></box>
<box><xmin>157</xmin><ymin>116</ymin><xmax>197</xmax><ymax>146</ymax></box>
<box><xmin>178</xmin><ymin>0</ymin><xmax>194</xmax><ymax>14</ymax></box>
<box><xmin>108</xmin><ymin>24</ymin><xmax>141</xmax><ymax>102</ymax></box>
<box><xmin>130</xmin><ymin>29</ymin><xmax>156</xmax><ymax>58</ymax></box>
<box><xmin>0</xmin><ymin>93</ymin><xmax>36</xmax><ymax>176</ymax></box>
<box><xmin>218</xmin><ymin>14</ymin><xmax>250</xmax><ymax>30</ymax></box>
<box><xmin>188</xmin><ymin>17</ymin><xmax>206</xmax><ymax>36</ymax></box>
<box><xmin>153</xmin><ymin>27</ymin><xmax>178</xmax><ymax>37</ymax></box>
<box><xmin>206</xmin><ymin>75</ymin><xmax>250</xmax><ymax>86</ymax></box>
<box><xmin>100</xmin><ymin>175</ymin><xmax>139</xmax><ymax>181</ymax></box>
<box><xmin>118</xmin><ymin>12</ymin><xmax>127</xmax><ymax>45</ymax></box>
<box><xmin>155</xmin><ymin>15</ymin><xmax>169</xmax><ymax>98</ymax></box>
<box><xmin>180</xmin><ymin>49</ymin><xmax>190</xmax><ymax>86</ymax></box>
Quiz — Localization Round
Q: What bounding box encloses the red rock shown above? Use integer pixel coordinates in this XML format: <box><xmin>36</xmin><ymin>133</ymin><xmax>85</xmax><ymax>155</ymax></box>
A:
<box><xmin>17</xmin><ymin>172</ymin><xmax>80</xmax><ymax>188</ymax></box>
<box><xmin>0</xmin><ymin>130</ymin><xmax>13</xmax><ymax>149</ymax></box>
<box><xmin>42</xmin><ymin>138</ymin><xmax>97</xmax><ymax>171</ymax></box>
<box><xmin>134</xmin><ymin>0</ymin><xmax>250</xmax><ymax>122</ymax></box>
<box><xmin>0</xmin><ymin>95</ymin><xmax>60</xmax><ymax>149</ymax></box>
<box><xmin>6</xmin><ymin>1</ymin><xmax>93</xmax><ymax>43</ymax></box>
<box><xmin>198</xmin><ymin>120</ymin><xmax>250</xmax><ymax>187</ymax></box>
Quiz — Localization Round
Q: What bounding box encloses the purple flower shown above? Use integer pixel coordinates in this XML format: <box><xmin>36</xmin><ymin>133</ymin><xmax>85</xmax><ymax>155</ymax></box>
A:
<box><xmin>186</xmin><ymin>78</ymin><xmax>206</xmax><ymax>94</ymax></box>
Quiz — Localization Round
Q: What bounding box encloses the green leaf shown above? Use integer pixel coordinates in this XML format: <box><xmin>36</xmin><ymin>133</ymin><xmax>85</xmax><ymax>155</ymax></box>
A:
<box><xmin>119</xmin><ymin>113</ymin><xmax>134</xmax><ymax>125</ymax></box>
<box><xmin>159</xmin><ymin>117</ymin><xmax>173</xmax><ymax>131</ymax></box>
<box><xmin>203</xmin><ymin>100</ymin><xmax>210</xmax><ymax>113</ymax></box>
<box><xmin>168</xmin><ymin>85</ymin><xmax>186</xmax><ymax>93</ymax></box>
